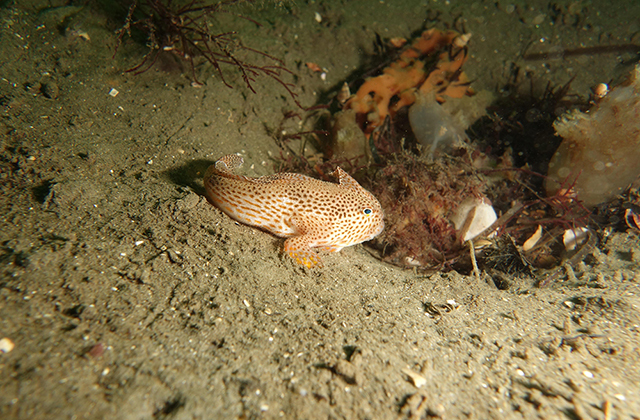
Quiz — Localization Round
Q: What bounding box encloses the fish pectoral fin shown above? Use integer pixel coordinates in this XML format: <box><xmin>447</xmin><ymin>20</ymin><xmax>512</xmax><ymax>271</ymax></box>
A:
<box><xmin>320</xmin><ymin>245</ymin><xmax>343</xmax><ymax>253</ymax></box>
<box><xmin>284</xmin><ymin>236</ymin><xmax>323</xmax><ymax>268</ymax></box>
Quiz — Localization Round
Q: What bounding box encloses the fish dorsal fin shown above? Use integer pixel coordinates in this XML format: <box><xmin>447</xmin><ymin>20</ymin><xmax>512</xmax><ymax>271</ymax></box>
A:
<box><xmin>331</xmin><ymin>167</ymin><xmax>363</xmax><ymax>191</ymax></box>
<box><xmin>215</xmin><ymin>154</ymin><xmax>244</xmax><ymax>173</ymax></box>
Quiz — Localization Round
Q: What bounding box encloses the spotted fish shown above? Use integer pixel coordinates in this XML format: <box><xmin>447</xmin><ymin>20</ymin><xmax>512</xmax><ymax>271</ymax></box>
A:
<box><xmin>204</xmin><ymin>154</ymin><xmax>384</xmax><ymax>268</ymax></box>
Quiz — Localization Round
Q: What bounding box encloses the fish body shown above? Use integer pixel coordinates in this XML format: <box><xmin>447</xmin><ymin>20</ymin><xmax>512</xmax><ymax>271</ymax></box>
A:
<box><xmin>204</xmin><ymin>154</ymin><xmax>384</xmax><ymax>268</ymax></box>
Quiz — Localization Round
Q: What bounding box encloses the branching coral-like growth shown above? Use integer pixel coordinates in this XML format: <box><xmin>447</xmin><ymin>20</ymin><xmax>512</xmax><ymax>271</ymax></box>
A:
<box><xmin>114</xmin><ymin>0</ymin><xmax>303</xmax><ymax>107</ymax></box>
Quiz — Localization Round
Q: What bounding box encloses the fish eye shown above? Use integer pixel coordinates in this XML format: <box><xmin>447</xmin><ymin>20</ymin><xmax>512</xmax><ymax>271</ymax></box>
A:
<box><xmin>363</xmin><ymin>208</ymin><xmax>372</xmax><ymax>215</ymax></box>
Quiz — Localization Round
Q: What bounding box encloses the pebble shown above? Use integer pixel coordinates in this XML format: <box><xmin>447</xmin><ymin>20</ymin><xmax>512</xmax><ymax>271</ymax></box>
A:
<box><xmin>532</xmin><ymin>14</ymin><xmax>546</xmax><ymax>25</ymax></box>
<box><xmin>88</xmin><ymin>343</ymin><xmax>105</xmax><ymax>358</ymax></box>
<box><xmin>334</xmin><ymin>360</ymin><xmax>358</xmax><ymax>384</ymax></box>
<box><xmin>0</xmin><ymin>337</ymin><xmax>15</xmax><ymax>353</ymax></box>
<box><xmin>176</xmin><ymin>193</ymin><xmax>200</xmax><ymax>211</ymax></box>
<box><xmin>41</xmin><ymin>81</ymin><xmax>59</xmax><ymax>99</ymax></box>
<box><xmin>402</xmin><ymin>368</ymin><xmax>427</xmax><ymax>388</ymax></box>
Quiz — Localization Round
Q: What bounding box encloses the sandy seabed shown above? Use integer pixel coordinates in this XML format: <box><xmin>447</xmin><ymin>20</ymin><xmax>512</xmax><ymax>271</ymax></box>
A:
<box><xmin>1</xmin><ymin>0</ymin><xmax>639</xmax><ymax>419</ymax></box>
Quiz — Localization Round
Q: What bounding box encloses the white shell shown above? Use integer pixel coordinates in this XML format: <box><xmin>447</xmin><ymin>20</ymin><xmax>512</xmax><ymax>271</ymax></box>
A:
<box><xmin>522</xmin><ymin>225</ymin><xmax>543</xmax><ymax>251</ymax></box>
<box><xmin>451</xmin><ymin>197</ymin><xmax>498</xmax><ymax>242</ymax></box>
<box><xmin>563</xmin><ymin>227</ymin><xmax>589</xmax><ymax>251</ymax></box>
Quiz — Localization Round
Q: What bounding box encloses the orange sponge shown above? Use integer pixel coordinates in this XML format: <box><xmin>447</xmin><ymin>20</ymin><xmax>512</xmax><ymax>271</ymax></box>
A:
<box><xmin>345</xmin><ymin>29</ymin><xmax>473</xmax><ymax>137</ymax></box>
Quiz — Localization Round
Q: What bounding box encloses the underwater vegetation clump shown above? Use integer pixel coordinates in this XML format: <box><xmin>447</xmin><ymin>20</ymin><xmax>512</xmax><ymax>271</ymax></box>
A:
<box><xmin>364</xmin><ymin>154</ymin><xmax>488</xmax><ymax>269</ymax></box>
<box><xmin>113</xmin><ymin>0</ymin><xmax>301</xmax><ymax>105</ymax></box>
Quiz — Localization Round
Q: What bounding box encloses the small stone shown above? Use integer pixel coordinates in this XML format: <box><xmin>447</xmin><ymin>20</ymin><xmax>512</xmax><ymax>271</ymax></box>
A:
<box><xmin>402</xmin><ymin>368</ymin><xmax>427</xmax><ymax>388</ymax></box>
<box><xmin>532</xmin><ymin>14</ymin><xmax>546</xmax><ymax>25</ymax></box>
<box><xmin>429</xmin><ymin>403</ymin><xmax>446</xmax><ymax>418</ymax></box>
<box><xmin>334</xmin><ymin>360</ymin><xmax>358</xmax><ymax>384</ymax></box>
<box><xmin>41</xmin><ymin>82</ymin><xmax>59</xmax><ymax>99</ymax></box>
<box><xmin>167</xmin><ymin>249</ymin><xmax>182</xmax><ymax>263</ymax></box>
<box><xmin>88</xmin><ymin>343</ymin><xmax>105</xmax><ymax>358</ymax></box>
<box><xmin>0</xmin><ymin>337</ymin><xmax>15</xmax><ymax>353</ymax></box>
<box><xmin>176</xmin><ymin>193</ymin><xmax>200</xmax><ymax>211</ymax></box>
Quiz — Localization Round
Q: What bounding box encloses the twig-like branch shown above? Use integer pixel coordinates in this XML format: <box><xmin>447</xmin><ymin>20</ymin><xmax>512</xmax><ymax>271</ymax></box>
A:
<box><xmin>114</xmin><ymin>0</ymin><xmax>305</xmax><ymax>107</ymax></box>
